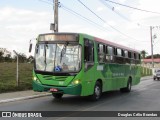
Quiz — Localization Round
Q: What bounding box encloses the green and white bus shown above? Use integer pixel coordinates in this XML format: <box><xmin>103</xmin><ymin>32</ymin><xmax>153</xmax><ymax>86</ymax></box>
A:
<box><xmin>32</xmin><ymin>33</ymin><xmax>141</xmax><ymax>100</ymax></box>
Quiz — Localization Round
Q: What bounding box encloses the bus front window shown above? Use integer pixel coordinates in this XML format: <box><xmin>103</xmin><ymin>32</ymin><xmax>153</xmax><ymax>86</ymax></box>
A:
<box><xmin>35</xmin><ymin>43</ymin><xmax>81</xmax><ymax>73</ymax></box>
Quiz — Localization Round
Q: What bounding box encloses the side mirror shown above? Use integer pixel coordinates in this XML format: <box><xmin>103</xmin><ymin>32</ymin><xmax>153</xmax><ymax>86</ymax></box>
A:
<box><xmin>29</xmin><ymin>43</ymin><xmax>32</xmax><ymax>53</ymax></box>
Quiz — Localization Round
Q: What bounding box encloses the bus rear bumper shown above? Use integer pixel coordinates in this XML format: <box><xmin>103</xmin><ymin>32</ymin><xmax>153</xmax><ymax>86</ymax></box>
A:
<box><xmin>32</xmin><ymin>81</ymin><xmax>82</xmax><ymax>95</ymax></box>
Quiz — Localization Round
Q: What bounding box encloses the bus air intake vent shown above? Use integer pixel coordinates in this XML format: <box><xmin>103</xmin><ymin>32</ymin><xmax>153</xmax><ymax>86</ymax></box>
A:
<box><xmin>42</xmin><ymin>75</ymin><xmax>67</xmax><ymax>81</ymax></box>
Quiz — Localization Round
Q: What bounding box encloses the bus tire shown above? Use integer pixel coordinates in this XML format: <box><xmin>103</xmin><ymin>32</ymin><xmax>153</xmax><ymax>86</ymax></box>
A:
<box><xmin>90</xmin><ymin>81</ymin><xmax>102</xmax><ymax>101</ymax></box>
<box><xmin>52</xmin><ymin>93</ymin><xmax>63</xmax><ymax>99</ymax></box>
<box><xmin>120</xmin><ymin>79</ymin><xmax>132</xmax><ymax>92</ymax></box>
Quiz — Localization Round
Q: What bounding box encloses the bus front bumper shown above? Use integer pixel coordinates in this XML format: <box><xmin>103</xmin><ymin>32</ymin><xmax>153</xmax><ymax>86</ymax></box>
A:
<box><xmin>32</xmin><ymin>80</ymin><xmax>82</xmax><ymax>95</ymax></box>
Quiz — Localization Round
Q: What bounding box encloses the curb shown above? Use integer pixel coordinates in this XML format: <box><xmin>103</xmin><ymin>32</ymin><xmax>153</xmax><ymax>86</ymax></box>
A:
<box><xmin>0</xmin><ymin>93</ymin><xmax>51</xmax><ymax>104</ymax></box>
<box><xmin>141</xmin><ymin>76</ymin><xmax>152</xmax><ymax>81</ymax></box>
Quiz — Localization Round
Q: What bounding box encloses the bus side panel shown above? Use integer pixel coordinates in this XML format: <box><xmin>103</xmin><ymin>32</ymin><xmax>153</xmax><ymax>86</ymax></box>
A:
<box><xmin>81</xmin><ymin>66</ymin><xmax>96</xmax><ymax>96</ymax></box>
<box><xmin>103</xmin><ymin>64</ymin><xmax>129</xmax><ymax>91</ymax></box>
<box><xmin>132</xmin><ymin>65</ymin><xmax>141</xmax><ymax>85</ymax></box>
<box><xmin>101</xmin><ymin>64</ymin><xmax>116</xmax><ymax>92</ymax></box>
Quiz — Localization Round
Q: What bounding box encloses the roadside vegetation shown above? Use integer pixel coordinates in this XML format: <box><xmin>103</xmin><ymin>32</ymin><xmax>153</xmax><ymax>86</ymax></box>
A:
<box><xmin>0</xmin><ymin>63</ymin><xmax>33</xmax><ymax>93</ymax></box>
<box><xmin>0</xmin><ymin>48</ymin><xmax>34</xmax><ymax>93</ymax></box>
<box><xmin>141</xmin><ymin>67</ymin><xmax>152</xmax><ymax>77</ymax></box>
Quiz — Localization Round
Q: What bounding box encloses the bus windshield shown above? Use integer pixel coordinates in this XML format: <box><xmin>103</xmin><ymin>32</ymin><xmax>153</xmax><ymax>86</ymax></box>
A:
<box><xmin>35</xmin><ymin>43</ymin><xmax>81</xmax><ymax>73</ymax></box>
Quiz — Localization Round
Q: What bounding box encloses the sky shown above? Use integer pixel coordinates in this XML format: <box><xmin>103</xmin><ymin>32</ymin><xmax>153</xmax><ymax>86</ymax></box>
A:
<box><xmin>0</xmin><ymin>0</ymin><xmax>160</xmax><ymax>56</ymax></box>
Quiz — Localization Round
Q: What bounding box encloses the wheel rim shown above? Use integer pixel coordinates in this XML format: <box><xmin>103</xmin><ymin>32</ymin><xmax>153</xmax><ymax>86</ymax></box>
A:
<box><xmin>95</xmin><ymin>86</ymin><xmax>101</xmax><ymax>99</ymax></box>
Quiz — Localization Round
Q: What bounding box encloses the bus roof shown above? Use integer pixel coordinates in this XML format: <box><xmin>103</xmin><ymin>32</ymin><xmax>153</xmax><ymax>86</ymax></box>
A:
<box><xmin>94</xmin><ymin>37</ymin><xmax>139</xmax><ymax>53</ymax></box>
<box><xmin>38</xmin><ymin>32</ymin><xmax>140</xmax><ymax>53</ymax></box>
<box><xmin>80</xmin><ymin>33</ymin><xmax>140</xmax><ymax>53</ymax></box>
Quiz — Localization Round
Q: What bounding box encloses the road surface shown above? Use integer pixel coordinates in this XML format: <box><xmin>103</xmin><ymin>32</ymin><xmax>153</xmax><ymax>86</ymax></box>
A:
<box><xmin>0</xmin><ymin>76</ymin><xmax>160</xmax><ymax>120</ymax></box>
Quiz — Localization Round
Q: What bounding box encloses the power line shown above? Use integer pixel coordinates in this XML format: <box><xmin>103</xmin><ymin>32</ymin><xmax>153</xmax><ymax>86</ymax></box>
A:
<box><xmin>60</xmin><ymin>4</ymin><xmax>109</xmax><ymax>32</ymax></box>
<box><xmin>99</xmin><ymin>0</ymin><xmax>149</xmax><ymax>43</ymax></box>
<box><xmin>77</xmin><ymin>0</ymin><xmax>145</xmax><ymax>42</ymax></box>
<box><xmin>99</xmin><ymin>0</ymin><xmax>131</xmax><ymax>22</ymax></box>
<box><xmin>38</xmin><ymin>0</ymin><xmax>110</xmax><ymax>32</ymax></box>
<box><xmin>39</xmin><ymin>0</ymin><xmax>148</xmax><ymax>43</ymax></box>
<box><xmin>38</xmin><ymin>0</ymin><xmax>53</xmax><ymax>5</ymax></box>
<box><xmin>105</xmin><ymin>0</ymin><xmax>160</xmax><ymax>15</ymax></box>
<box><xmin>77</xmin><ymin>0</ymin><xmax>106</xmax><ymax>23</ymax></box>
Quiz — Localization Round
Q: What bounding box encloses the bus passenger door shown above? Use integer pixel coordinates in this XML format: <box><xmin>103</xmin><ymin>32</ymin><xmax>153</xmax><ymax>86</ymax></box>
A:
<box><xmin>82</xmin><ymin>38</ymin><xmax>95</xmax><ymax>96</ymax></box>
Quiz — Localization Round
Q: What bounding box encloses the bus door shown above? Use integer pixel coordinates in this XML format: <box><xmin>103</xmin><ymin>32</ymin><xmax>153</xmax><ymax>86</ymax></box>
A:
<box><xmin>82</xmin><ymin>38</ymin><xmax>95</xmax><ymax>96</ymax></box>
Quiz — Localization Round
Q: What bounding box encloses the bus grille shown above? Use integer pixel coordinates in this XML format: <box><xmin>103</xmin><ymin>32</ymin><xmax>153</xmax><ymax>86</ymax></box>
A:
<box><xmin>42</xmin><ymin>75</ymin><xmax>67</xmax><ymax>81</ymax></box>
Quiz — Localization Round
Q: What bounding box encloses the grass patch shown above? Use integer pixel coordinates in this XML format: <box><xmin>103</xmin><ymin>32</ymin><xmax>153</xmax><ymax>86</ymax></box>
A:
<box><xmin>0</xmin><ymin>63</ymin><xmax>33</xmax><ymax>93</ymax></box>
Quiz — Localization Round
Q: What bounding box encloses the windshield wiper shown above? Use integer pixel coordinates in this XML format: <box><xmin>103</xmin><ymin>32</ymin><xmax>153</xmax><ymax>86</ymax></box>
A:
<box><xmin>44</xmin><ymin>44</ymin><xmax>48</xmax><ymax>71</ymax></box>
<box><xmin>60</xmin><ymin>43</ymin><xmax>68</xmax><ymax>63</ymax></box>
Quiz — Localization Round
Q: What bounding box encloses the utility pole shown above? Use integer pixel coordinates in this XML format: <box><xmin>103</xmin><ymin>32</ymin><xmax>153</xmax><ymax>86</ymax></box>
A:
<box><xmin>150</xmin><ymin>26</ymin><xmax>154</xmax><ymax>68</ymax></box>
<box><xmin>13</xmin><ymin>50</ymin><xmax>19</xmax><ymax>86</ymax></box>
<box><xmin>54</xmin><ymin>0</ymin><xmax>58</xmax><ymax>32</ymax></box>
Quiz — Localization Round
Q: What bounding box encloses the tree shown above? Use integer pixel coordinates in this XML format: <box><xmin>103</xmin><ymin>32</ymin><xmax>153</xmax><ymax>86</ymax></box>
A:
<box><xmin>4</xmin><ymin>54</ymin><xmax>12</xmax><ymax>62</ymax></box>
<box><xmin>146</xmin><ymin>54</ymin><xmax>160</xmax><ymax>59</ymax></box>
<box><xmin>140</xmin><ymin>50</ymin><xmax>148</xmax><ymax>59</ymax></box>
<box><xmin>27</xmin><ymin>55</ymin><xmax>34</xmax><ymax>63</ymax></box>
<box><xmin>0</xmin><ymin>51</ymin><xmax>4</xmax><ymax>62</ymax></box>
<box><xmin>13</xmin><ymin>53</ymin><xmax>27</xmax><ymax>63</ymax></box>
<box><xmin>19</xmin><ymin>53</ymin><xmax>27</xmax><ymax>63</ymax></box>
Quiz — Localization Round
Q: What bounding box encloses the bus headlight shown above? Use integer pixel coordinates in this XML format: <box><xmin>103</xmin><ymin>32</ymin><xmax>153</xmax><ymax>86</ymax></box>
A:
<box><xmin>69</xmin><ymin>79</ymin><xmax>81</xmax><ymax>86</ymax></box>
<box><xmin>33</xmin><ymin>77</ymin><xmax>37</xmax><ymax>81</ymax></box>
<box><xmin>33</xmin><ymin>76</ymin><xmax>40</xmax><ymax>83</ymax></box>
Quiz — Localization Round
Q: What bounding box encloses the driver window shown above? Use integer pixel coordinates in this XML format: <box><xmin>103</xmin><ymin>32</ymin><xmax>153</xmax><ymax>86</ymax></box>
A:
<box><xmin>84</xmin><ymin>38</ymin><xmax>94</xmax><ymax>62</ymax></box>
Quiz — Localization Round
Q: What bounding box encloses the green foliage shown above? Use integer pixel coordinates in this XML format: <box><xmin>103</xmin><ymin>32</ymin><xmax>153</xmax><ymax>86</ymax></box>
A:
<box><xmin>0</xmin><ymin>48</ymin><xmax>34</xmax><ymax>63</ymax></box>
<box><xmin>141</xmin><ymin>67</ymin><xmax>152</xmax><ymax>77</ymax></box>
<box><xmin>0</xmin><ymin>51</ymin><xmax>4</xmax><ymax>62</ymax></box>
<box><xmin>140</xmin><ymin>50</ymin><xmax>148</xmax><ymax>59</ymax></box>
<box><xmin>145</xmin><ymin>54</ymin><xmax>160</xmax><ymax>59</ymax></box>
<box><xmin>0</xmin><ymin>63</ymin><xmax>33</xmax><ymax>93</ymax></box>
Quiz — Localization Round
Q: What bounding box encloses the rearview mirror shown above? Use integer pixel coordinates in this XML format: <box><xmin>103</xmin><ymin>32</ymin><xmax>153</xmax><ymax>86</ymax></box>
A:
<box><xmin>29</xmin><ymin>43</ymin><xmax>32</xmax><ymax>53</ymax></box>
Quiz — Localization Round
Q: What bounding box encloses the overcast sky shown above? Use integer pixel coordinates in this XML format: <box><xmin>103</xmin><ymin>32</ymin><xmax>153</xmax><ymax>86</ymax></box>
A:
<box><xmin>0</xmin><ymin>0</ymin><xmax>160</xmax><ymax>56</ymax></box>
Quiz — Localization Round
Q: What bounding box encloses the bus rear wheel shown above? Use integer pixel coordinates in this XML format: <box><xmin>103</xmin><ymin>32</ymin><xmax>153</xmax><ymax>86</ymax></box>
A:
<box><xmin>90</xmin><ymin>81</ymin><xmax>102</xmax><ymax>101</ymax></box>
<box><xmin>120</xmin><ymin>79</ymin><xmax>132</xmax><ymax>92</ymax></box>
<box><xmin>52</xmin><ymin>93</ymin><xmax>63</xmax><ymax>99</ymax></box>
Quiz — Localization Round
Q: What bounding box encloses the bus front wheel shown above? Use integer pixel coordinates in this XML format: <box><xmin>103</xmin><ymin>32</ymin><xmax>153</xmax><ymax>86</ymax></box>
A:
<box><xmin>90</xmin><ymin>81</ymin><xmax>102</xmax><ymax>101</ymax></box>
<box><xmin>52</xmin><ymin>93</ymin><xmax>63</xmax><ymax>99</ymax></box>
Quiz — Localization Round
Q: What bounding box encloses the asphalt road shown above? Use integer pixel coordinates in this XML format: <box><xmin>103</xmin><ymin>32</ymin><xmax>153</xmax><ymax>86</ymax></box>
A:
<box><xmin>0</xmin><ymin>76</ymin><xmax>160</xmax><ymax>120</ymax></box>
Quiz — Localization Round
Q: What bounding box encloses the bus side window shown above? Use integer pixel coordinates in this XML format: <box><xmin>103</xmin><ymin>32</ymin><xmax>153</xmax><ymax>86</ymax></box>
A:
<box><xmin>134</xmin><ymin>53</ymin><xmax>136</xmax><ymax>59</ymax></box>
<box><xmin>122</xmin><ymin>50</ymin><xmax>125</xmax><ymax>57</ymax></box>
<box><xmin>124</xmin><ymin>50</ymin><xmax>130</xmax><ymax>64</ymax></box>
<box><xmin>98</xmin><ymin>44</ymin><xmax>105</xmax><ymax>63</ymax></box>
<box><xmin>107</xmin><ymin>46</ymin><xmax>114</xmax><ymax>62</ymax></box>
<box><xmin>128</xmin><ymin>51</ymin><xmax>131</xmax><ymax>58</ymax></box>
<box><xmin>84</xmin><ymin>39</ymin><xmax>94</xmax><ymax>70</ymax></box>
<box><xmin>125</xmin><ymin>50</ymin><xmax>128</xmax><ymax>58</ymax></box>
<box><xmin>84</xmin><ymin>39</ymin><xmax>94</xmax><ymax>62</ymax></box>
<box><xmin>113</xmin><ymin>47</ymin><xmax>117</xmax><ymax>56</ymax></box>
<box><xmin>117</xmin><ymin>48</ymin><xmax>122</xmax><ymax>57</ymax></box>
<box><xmin>136</xmin><ymin>53</ymin><xmax>141</xmax><ymax>64</ymax></box>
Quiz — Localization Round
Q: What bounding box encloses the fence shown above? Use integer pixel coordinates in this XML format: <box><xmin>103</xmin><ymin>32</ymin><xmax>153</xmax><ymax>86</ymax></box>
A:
<box><xmin>141</xmin><ymin>67</ymin><xmax>152</xmax><ymax>77</ymax></box>
<box><xmin>0</xmin><ymin>62</ymin><xmax>33</xmax><ymax>93</ymax></box>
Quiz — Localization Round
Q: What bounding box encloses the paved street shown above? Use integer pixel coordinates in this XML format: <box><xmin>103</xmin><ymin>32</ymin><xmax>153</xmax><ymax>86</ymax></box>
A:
<box><xmin>0</xmin><ymin>76</ymin><xmax>160</xmax><ymax>120</ymax></box>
